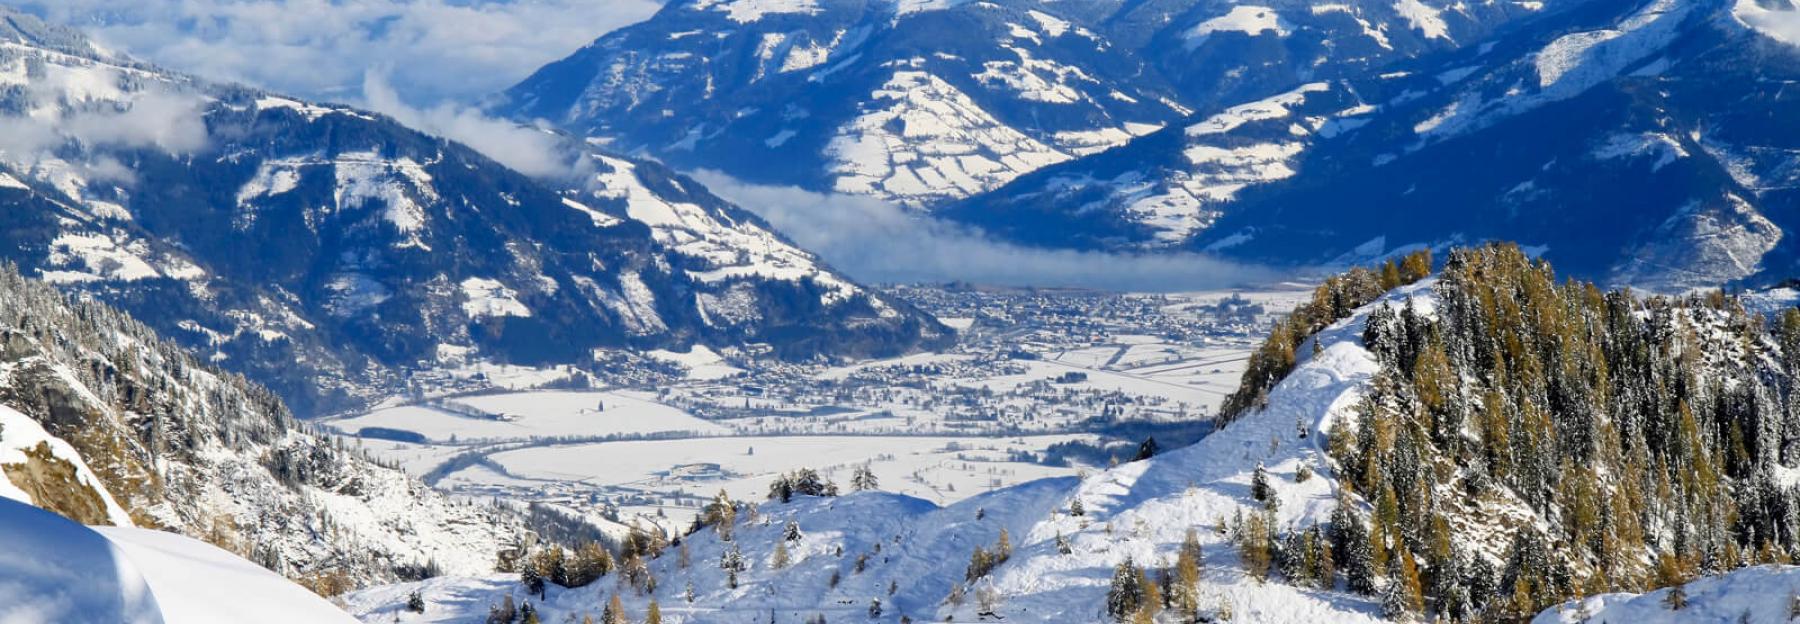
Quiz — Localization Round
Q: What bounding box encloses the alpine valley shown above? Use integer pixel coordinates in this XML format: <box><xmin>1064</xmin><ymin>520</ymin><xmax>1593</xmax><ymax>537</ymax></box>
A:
<box><xmin>0</xmin><ymin>0</ymin><xmax>1798</xmax><ymax>623</ymax></box>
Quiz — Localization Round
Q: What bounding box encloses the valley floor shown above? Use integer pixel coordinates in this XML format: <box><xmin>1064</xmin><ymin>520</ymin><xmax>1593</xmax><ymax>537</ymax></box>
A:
<box><xmin>322</xmin><ymin>286</ymin><xmax>1313</xmax><ymax>535</ymax></box>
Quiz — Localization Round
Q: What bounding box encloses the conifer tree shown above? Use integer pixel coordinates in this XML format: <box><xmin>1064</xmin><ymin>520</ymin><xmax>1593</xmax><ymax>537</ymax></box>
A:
<box><xmin>852</xmin><ymin>464</ymin><xmax>879</xmax><ymax>491</ymax></box>
<box><xmin>1134</xmin><ymin>437</ymin><xmax>1158</xmax><ymax>461</ymax></box>
<box><xmin>1106</xmin><ymin>558</ymin><xmax>1146</xmax><ymax>623</ymax></box>
<box><xmin>521</xmin><ymin>563</ymin><xmax>545</xmax><ymax>600</ymax></box>
<box><xmin>1251</xmin><ymin>464</ymin><xmax>1272</xmax><ymax>501</ymax></box>
<box><xmin>602</xmin><ymin>594</ymin><xmax>626</xmax><ymax>624</ymax></box>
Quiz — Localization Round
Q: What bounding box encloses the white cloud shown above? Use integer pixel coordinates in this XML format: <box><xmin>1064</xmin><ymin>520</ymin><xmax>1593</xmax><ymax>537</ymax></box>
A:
<box><xmin>0</xmin><ymin>77</ymin><xmax>210</xmax><ymax>183</ymax></box>
<box><xmin>361</xmin><ymin>71</ymin><xmax>578</xmax><ymax>179</ymax></box>
<box><xmin>691</xmin><ymin>171</ymin><xmax>1284</xmax><ymax>292</ymax></box>
<box><xmin>0</xmin><ymin>0</ymin><xmax>663</xmax><ymax>103</ymax></box>
<box><xmin>1738</xmin><ymin>2</ymin><xmax>1800</xmax><ymax>49</ymax></box>
<box><xmin>60</xmin><ymin>91</ymin><xmax>211</xmax><ymax>155</ymax></box>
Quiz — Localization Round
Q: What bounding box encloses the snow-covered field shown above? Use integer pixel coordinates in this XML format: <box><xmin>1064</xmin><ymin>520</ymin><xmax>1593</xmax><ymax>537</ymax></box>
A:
<box><xmin>329</xmin><ymin>390</ymin><xmax>728</xmax><ymax>443</ymax></box>
<box><xmin>330</xmin><ymin>286</ymin><xmax>1309</xmax><ymax>541</ymax></box>
<box><xmin>465</xmin><ymin>434</ymin><xmax>1086</xmax><ymax>524</ymax></box>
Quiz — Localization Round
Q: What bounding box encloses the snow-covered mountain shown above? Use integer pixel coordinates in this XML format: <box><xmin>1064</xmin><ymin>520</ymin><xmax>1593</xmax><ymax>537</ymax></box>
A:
<box><xmin>0</xmin><ymin>262</ymin><xmax>530</xmax><ymax>594</ymax></box>
<box><xmin>494</xmin><ymin>0</ymin><xmax>1566</xmax><ymax>208</ymax></box>
<box><xmin>343</xmin><ymin>245</ymin><xmax>1800</xmax><ymax>622</ymax></box>
<box><xmin>0</xmin><ymin>8</ymin><xmax>949</xmax><ymax>416</ymax></box>
<box><xmin>955</xmin><ymin>0</ymin><xmax>1800</xmax><ymax>291</ymax></box>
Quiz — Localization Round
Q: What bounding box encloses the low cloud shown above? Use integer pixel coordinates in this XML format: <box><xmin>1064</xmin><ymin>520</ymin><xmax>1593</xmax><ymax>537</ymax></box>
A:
<box><xmin>0</xmin><ymin>83</ymin><xmax>210</xmax><ymax>183</ymax></box>
<box><xmin>1740</xmin><ymin>3</ymin><xmax>1800</xmax><ymax>47</ymax></box>
<box><xmin>0</xmin><ymin>0</ymin><xmax>663</xmax><ymax>103</ymax></box>
<box><xmin>60</xmin><ymin>91</ymin><xmax>211</xmax><ymax>155</ymax></box>
<box><xmin>691</xmin><ymin>171</ymin><xmax>1284</xmax><ymax>292</ymax></box>
<box><xmin>361</xmin><ymin>71</ymin><xmax>578</xmax><ymax>179</ymax></box>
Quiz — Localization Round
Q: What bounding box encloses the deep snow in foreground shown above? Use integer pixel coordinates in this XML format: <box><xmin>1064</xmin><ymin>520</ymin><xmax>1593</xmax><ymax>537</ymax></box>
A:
<box><xmin>0</xmin><ymin>497</ymin><xmax>162</xmax><ymax>624</ymax></box>
<box><xmin>1534</xmin><ymin>565</ymin><xmax>1800</xmax><ymax>624</ymax></box>
<box><xmin>0</xmin><ymin>496</ymin><xmax>356</xmax><ymax>624</ymax></box>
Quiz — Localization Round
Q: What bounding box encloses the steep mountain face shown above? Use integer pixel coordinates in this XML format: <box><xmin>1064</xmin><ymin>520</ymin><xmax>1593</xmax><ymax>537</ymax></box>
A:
<box><xmin>0</xmin><ymin>264</ymin><xmax>525</xmax><ymax>591</ymax></box>
<box><xmin>955</xmin><ymin>0</ymin><xmax>1800</xmax><ymax>291</ymax></box>
<box><xmin>0</xmin><ymin>9</ymin><xmax>948</xmax><ymax>416</ymax></box>
<box><xmin>495</xmin><ymin>0</ymin><xmax>1568</xmax><ymax>208</ymax></box>
<box><xmin>348</xmin><ymin>245</ymin><xmax>1800</xmax><ymax>622</ymax></box>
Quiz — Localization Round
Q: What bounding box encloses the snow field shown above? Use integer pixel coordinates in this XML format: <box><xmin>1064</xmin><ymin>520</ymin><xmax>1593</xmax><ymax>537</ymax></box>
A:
<box><xmin>326</xmin><ymin>391</ymin><xmax>729</xmax><ymax>443</ymax></box>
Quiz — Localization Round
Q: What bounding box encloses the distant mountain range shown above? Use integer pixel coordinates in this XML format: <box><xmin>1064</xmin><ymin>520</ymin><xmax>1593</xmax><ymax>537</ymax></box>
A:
<box><xmin>501</xmin><ymin>0</ymin><xmax>1800</xmax><ymax>291</ymax></box>
<box><xmin>494</xmin><ymin>0</ymin><xmax>1551</xmax><ymax>207</ymax></box>
<box><xmin>0</xmin><ymin>8</ymin><xmax>949</xmax><ymax>416</ymax></box>
<box><xmin>954</xmin><ymin>0</ymin><xmax>1800</xmax><ymax>292</ymax></box>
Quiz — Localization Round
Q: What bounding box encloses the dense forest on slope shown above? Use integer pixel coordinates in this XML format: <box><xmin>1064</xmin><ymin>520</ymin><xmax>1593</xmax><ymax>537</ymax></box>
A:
<box><xmin>1226</xmin><ymin>244</ymin><xmax>1800</xmax><ymax>621</ymax></box>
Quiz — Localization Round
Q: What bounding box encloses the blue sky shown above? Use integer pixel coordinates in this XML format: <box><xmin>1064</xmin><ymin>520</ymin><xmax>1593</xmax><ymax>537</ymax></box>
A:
<box><xmin>0</xmin><ymin>0</ymin><xmax>664</xmax><ymax>106</ymax></box>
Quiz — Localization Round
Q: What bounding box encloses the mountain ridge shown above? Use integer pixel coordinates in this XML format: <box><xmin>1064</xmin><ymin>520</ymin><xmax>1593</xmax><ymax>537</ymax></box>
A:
<box><xmin>0</xmin><ymin>6</ymin><xmax>950</xmax><ymax>416</ymax></box>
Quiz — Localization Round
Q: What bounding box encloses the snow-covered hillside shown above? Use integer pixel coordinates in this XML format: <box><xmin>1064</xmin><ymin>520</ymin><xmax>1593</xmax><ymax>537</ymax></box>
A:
<box><xmin>0</xmin><ymin>496</ymin><xmax>358</xmax><ymax>624</ymax></box>
<box><xmin>1532</xmin><ymin>565</ymin><xmax>1800</xmax><ymax>623</ymax></box>
<box><xmin>0</xmin><ymin>6</ymin><xmax>949</xmax><ymax>416</ymax></box>
<box><xmin>0</xmin><ymin>262</ymin><xmax>530</xmax><ymax>591</ymax></box>
<box><xmin>955</xmin><ymin>0</ymin><xmax>1800</xmax><ymax>291</ymax></box>
<box><xmin>496</xmin><ymin>0</ymin><xmax>1556</xmax><ymax>208</ymax></box>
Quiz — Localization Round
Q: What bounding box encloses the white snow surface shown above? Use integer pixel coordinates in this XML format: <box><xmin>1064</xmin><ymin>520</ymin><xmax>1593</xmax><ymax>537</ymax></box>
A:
<box><xmin>0</xmin><ymin>495</ymin><xmax>358</xmax><ymax>624</ymax></box>
<box><xmin>692</xmin><ymin>0</ymin><xmax>823</xmax><ymax>23</ymax></box>
<box><xmin>645</xmin><ymin>345</ymin><xmax>746</xmax><ymax>380</ymax></box>
<box><xmin>826</xmin><ymin>70</ymin><xmax>1072</xmax><ymax>207</ymax></box>
<box><xmin>589</xmin><ymin>155</ymin><xmax>863</xmax><ymax>308</ymax></box>
<box><xmin>1533</xmin><ymin>565</ymin><xmax>1800</xmax><ymax>623</ymax></box>
<box><xmin>1611</xmin><ymin>193</ymin><xmax>1783</xmax><ymax>293</ymax></box>
<box><xmin>1185</xmin><ymin>6</ymin><xmax>1292</xmax><ymax>48</ymax></box>
<box><xmin>1733</xmin><ymin>0</ymin><xmax>1800</xmax><ymax>49</ymax></box>
<box><xmin>459</xmin><ymin>277</ymin><xmax>533</xmax><ymax>319</ymax></box>
<box><xmin>1421</xmin><ymin>0</ymin><xmax>1689</xmax><ymax>143</ymax></box>
<box><xmin>94</xmin><ymin>525</ymin><xmax>360</xmax><ymax>624</ymax></box>
<box><xmin>1106</xmin><ymin>82</ymin><xmax>1355</xmax><ymax>245</ymax></box>
<box><xmin>0</xmin><ymin>497</ymin><xmax>162</xmax><ymax>624</ymax></box>
<box><xmin>1394</xmin><ymin>0</ymin><xmax>1452</xmax><ymax>40</ymax></box>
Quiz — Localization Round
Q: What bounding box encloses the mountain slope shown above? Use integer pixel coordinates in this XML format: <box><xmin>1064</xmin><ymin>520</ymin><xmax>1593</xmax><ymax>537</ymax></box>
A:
<box><xmin>955</xmin><ymin>0</ymin><xmax>1800</xmax><ymax>291</ymax></box>
<box><xmin>0</xmin><ymin>8</ymin><xmax>947</xmax><ymax>416</ymax></box>
<box><xmin>494</xmin><ymin>0</ymin><xmax>1575</xmax><ymax>208</ymax></box>
<box><xmin>0</xmin><ymin>261</ymin><xmax>529</xmax><ymax>591</ymax></box>
<box><xmin>347</xmin><ymin>244</ymin><xmax>1800</xmax><ymax>622</ymax></box>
